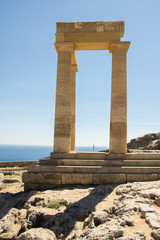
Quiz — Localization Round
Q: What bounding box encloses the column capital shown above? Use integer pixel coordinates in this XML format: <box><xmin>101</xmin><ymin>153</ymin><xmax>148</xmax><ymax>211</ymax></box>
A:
<box><xmin>54</xmin><ymin>42</ymin><xmax>74</xmax><ymax>53</ymax></box>
<box><xmin>109</xmin><ymin>41</ymin><xmax>130</xmax><ymax>53</ymax></box>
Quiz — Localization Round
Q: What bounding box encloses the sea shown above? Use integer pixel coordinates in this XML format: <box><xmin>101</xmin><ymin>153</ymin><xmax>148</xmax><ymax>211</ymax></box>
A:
<box><xmin>0</xmin><ymin>145</ymin><xmax>107</xmax><ymax>162</ymax></box>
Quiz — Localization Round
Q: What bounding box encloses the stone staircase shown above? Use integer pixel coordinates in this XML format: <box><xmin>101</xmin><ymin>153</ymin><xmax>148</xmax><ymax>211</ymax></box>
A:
<box><xmin>22</xmin><ymin>152</ymin><xmax>160</xmax><ymax>191</ymax></box>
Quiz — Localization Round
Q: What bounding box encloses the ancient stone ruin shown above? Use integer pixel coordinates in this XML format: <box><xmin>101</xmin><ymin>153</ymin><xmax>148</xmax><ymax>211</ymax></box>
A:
<box><xmin>23</xmin><ymin>21</ymin><xmax>160</xmax><ymax>191</ymax></box>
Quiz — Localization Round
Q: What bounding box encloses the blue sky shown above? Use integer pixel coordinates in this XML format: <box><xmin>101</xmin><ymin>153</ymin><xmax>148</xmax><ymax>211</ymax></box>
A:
<box><xmin>0</xmin><ymin>0</ymin><xmax>160</xmax><ymax>147</ymax></box>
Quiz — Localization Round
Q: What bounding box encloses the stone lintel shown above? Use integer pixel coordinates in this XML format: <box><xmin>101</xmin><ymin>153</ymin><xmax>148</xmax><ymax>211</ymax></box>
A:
<box><xmin>55</xmin><ymin>21</ymin><xmax>125</xmax><ymax>50</ymax></box>
<box><xmin>56</xmin><ymin>21</ymin><xmax>124</xmax><ymax>35</ymax></box>
<box><xmin>109</xmin><ymin>41</ymin><xmax>130</xmax><ymax>53</ymax></box>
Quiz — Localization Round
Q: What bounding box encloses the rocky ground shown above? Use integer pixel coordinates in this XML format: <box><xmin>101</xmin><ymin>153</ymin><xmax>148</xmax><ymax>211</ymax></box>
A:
<box><xmin>1</xmin><ymin>168</ymin><xmax>160</xmax><ymax>239</ymax></box>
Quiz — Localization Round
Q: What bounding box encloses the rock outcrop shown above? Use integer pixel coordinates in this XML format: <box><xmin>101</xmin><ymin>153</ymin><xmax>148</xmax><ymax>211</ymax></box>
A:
<box><xmin>17</xmin><ymin>228</ymin><xmax>57</xmax><ymax>240</ymax></box>
<box><xmin>127</xmin><ymin>132</ymin><xmax>160</xmax><ymax>150</ymax></box>
<box><xmin>1</xmin><ymin>169</ymin><xmax>160</xmax><ymax>239</ymax></box>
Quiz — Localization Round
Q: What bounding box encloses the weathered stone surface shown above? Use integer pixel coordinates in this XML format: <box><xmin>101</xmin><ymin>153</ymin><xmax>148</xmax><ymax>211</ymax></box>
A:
<box><xmin>155</xmin><ymin>197</ymin><xmax>160</xmax><ymax>206</ymax></box>
<box><xmin>116</xmin><ymin>183</ymin><xmax>132</xmax><ymax>195</ymax></box>
<box><xmin>83</xmin><ymin>211</ymin><xmax>109</xmax><ymax>229</ymax></box>
<box><xmin>127</xmin><ymin>132</ymin><xmax>160</xmax><ymax>149</ymax></box>
<box><xmin>65</xmin><ymin>230</ymin><xmax>84</xmax><ymax>240</ymax></box>
<box><xmin>93</xmin><ymin>174</ymin><xmax>126</xmax><ymax>184</ymax></box>
<box><xmin>3</xmin><ymin>178</ymin><xmax>21</xmax><ymax>183</ymax></box>
<box><xmin>118</xmin><ymin>231</ymin><xmax>146</xmax><ymax>240</ymax></box>
<box><xmin>4</xmin><ymin>177</ymin><xmax>160</xmax><ymax>239</ymax></box>
<box><xmin>83</xmin><ymin>219</ymin><xmax>124</xmax><ymax>239</ymax></box>
<box><xmin>0</xmin><ymin>173</ymin><xmax>4</xmax><ymax>181</ymax></box>
<box><xmin>17</xmin><ymin>228</ymin><xmax>57</xmax><ymax>240</ymax></box>
<box><xmin>23</xmin><ymin>172</ymin><xmax>62</xmax><ymax>185</ymax></box>
<box><xmin>0</xmin><ymin>208</ymin><xmax>20</xmax><ymax>237</ymax></box>
<box><xmin>145</xmin><ymin>139</ymin><xmax>160</xmax><ymax>150</ymax></box>
<box><xmin>139</xmin><ymin>204</ymin><xmax>155</xmax><ymax>218</ymax></box>
<box><xmin>127</xmin><ymin>174</ymin><xmax>158</xmax><ymax>182</ymax></box>
<box><xmin>111</xmin><ymin>196</ymin><xmax>139</xmax><ymax>216</ymax></box>
<box><xmin>120</xmin><ymin>216</ymin><xmax>134</xmax><ymax>226</ymax></box>
<box><xmin>24</xmin><ymin>193</ymin><xmax>60</xmax><ymax>208</ymax></box>
<box><xmin>65</xmin><ymin>202</ymin><xmax>90</xmax><ymax>221</ymax></box>
<box><xmin>0</xmin><ymin>182</ymin><xmax>5</xmax><ymax>190</ymax></box>
<box><xmin>20</xmin><ymin>208</ymin><xmax>76</xmax><ymax>239</ymax></box>
<box><xmin>151</xmin><ymin>229</ymin><xmax>160</xmax><ymax>240</ymax></box>
<box><xmin>62</xmin><ymin>173</ymin><xmax>93</xmax><ymax>185</ymax></box>
<box><xmin>140</xmin><ymin>189</ymin><xmax>160</xmax><ymax>199</ymax></box>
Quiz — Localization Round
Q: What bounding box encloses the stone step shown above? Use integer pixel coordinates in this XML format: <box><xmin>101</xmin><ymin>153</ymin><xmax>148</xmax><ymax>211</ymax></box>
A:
<box><xmin>28</xmin><ymin>164</ymin><xmax>160</xmax><ymax>174</ymax></box>
<box><xmin>50</xmin><ymin>152</ymin><xmax>160</xmax><ymax>160</ymax></box>
<box><xmin>123</xmin><ymin>160</ymin><xmax>160</xmax><ymax>166</ymax></box>
<box><xmin>39</xmin><ymin>158</ymin><xmax>160</xmax><ymax>166</ymax></box>
<box><xmin>39</xmin><ymin>158</ymin><xmax>122</xmax><ymax>166</ymax></box>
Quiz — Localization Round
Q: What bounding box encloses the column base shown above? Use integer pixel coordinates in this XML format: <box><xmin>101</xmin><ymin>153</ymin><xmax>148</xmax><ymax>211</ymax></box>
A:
<box><xmin>109</xmin><ymin>121</ymin><xmax>127</xmax><ymax>154</ymax></box>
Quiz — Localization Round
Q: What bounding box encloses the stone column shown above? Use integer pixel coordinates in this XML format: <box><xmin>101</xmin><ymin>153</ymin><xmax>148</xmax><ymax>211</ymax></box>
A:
<box><xmin>71</xmin><ymin>64</ymin><xmax>77</xmax><ymax>151</ymax></box>
<box><xmin>109</xmin><ymin>42</ymin><xmax>130</xmax><ymax>154</ymax></box>
<box><xmin>54</xmin><ymin>43</ymin><xmax>74</xmax><ymax>153</ymax></box>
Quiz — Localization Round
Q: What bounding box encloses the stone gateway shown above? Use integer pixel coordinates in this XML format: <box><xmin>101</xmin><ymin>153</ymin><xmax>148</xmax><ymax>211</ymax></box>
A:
<box><xmin>23</xmin><ymin>21</ymin><xmax>160</xmax><ymax>191</ymax></box>
<box><xmin>54</xmin><ymin>21</ymin><xmax>130</xmax><ymax>154</ymax></box>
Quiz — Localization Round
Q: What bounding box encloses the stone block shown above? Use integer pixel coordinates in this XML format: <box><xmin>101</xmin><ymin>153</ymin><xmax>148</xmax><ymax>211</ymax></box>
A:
<box><xmin>24</xmin><ymin>183</ymin><xmax>58</xmax><ymax>192</ymax></box>
<box><xmin>56</xmin><ymin>21</ymin><xmax>124</xmax><ymax>34</ymax></box>
<box><xmin>27</xmin><ymin>164</ymin><xmax>41</xmax><ymax>172</ymax></box>
<box><xmin>127</xmin><ymin>174</ymin><xmax>158</xmax><ymax>182</ymax></box>
<box><xmin>62</xmin><ymin>173</ymin><xmax>93</xmax><ymax>185</ymax></box>
<box><xmin>22</xmin><ymin>172</ymin><xmax>62</xmax><ymax>185</ymax></box>
<box><xmin>93</xmin><ymin>174</ymin><xmax>126</xmax><ymax>184</ymax></box>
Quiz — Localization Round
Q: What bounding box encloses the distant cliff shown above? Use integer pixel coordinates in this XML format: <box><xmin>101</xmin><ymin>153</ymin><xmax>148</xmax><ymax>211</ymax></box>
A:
<box><xmin>127</xmin><ymin>132</ymin><xmax>160</xmax><ymax>150</ymax></box>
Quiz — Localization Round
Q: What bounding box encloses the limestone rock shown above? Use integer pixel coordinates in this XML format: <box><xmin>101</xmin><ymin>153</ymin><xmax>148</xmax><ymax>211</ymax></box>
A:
<box><xmin>120</xmin><ymin>216</ymin><xmax>134</xmax><ymax>226</ymax></box>
<box><xmin>155</xmin><ymin>197</ymin><xmax>160</xmax><ymax>207</ymax></box>
<box><xmin>145</xmin><ymin>212</ymin><xmax>160</xmax><ymax>229</ymax></box>
<box><xmin>144</xmin><ymin>139</ymin><xmax>160</xmax><ymax>150</ymax></box>
<box><xmin>2</xmin><ymin>179</ymin><xmax>160</xmax><ymax>239</ymax></box>
<box><xmin>0</xmin><ymin>208</ymin><xmax>20</xmax><ymax>237</ymax></box>
<box><xmin>83</xmin><ymin>219</ymin><xmax>124</xmax><ymax>239</ymax></box>
<box><xmin>26</xmin><ymin>209</ymin><xmax>45</xmax><ymax>229</ymax></box>
<box><xmin>151</xmin><ymin>229</ymin><xmax>160</xmax><ymax>240</ymax></box>
<box><xmin>17</xmin><ymin>228</ymin><xmax>57</xmax><ymax>240</ymax></box>
<box><xmin>83</xmin><ymin>211</ymin><xmax>109</xmax><ymax>229</ymax></box>
<box><xmin>112</xmin><ymin>196</ymin><xmax>139</xmax><ymax>216</ymax></box>
<box><xmin>0</xmin><ymin>182</ymin><xmax>5</xmax><ymax>190</ymax></box>
<box><xmin>0</xmin><ymin>173</ymin><xmax>4</xmax><ymax>181</ymax></box>
<box><xmin>22</xmin><ymin>208</ymin><xmax>76</xmax><ymax>238</ymax></box>
<box><xmin>90</xmin><ymin>184</ymin><xmax>110</xmax><ymax>195</ymax></box>
<box><xmin>65</xmin><ymin>230</ymin><xmax>84</xmax><ymax>240</ymax></box>
<box><xmin>127</xmin><ymin>132</ymin><xmax>160</xmax><ymax>149</ymax></box>
<box><xmin>3</xmin><ymin>178</ymin><xmax>21</xmax><ymax>183</ymax></box>
<box><xmin>118</xmin><ymin>231</ymin><xmax>146</xmax><ymax>240</ymax></box>
<box><xmin>139</xmin><ymin>204</ymin><xmax>155</xmax><ymax>218</ymax></box>
<box><xmin>140</xmin><ymin>189</ymin><xmax>160</xmax><ymax>199</ymax></box>
<box><xmin>3</xmin><ymin>170</ymin><xmax>16</xmax><ymax>175</ymax></box>
<box><xmin>116</xmin><ymin>184</ymin><xmax>132</xmax><ymax>195</ymax></box>
<box><xmin>25</xmin><ymin>195</ymin><xmax>49</xmax><ymax>208</ymax></box>
<box><xmin>65</xmin><ymin>202</ymin><xmax>90</xmax><ymax>221</ymax></box>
